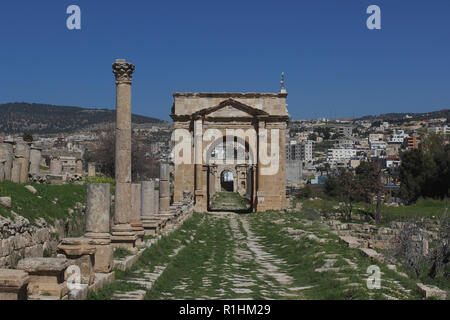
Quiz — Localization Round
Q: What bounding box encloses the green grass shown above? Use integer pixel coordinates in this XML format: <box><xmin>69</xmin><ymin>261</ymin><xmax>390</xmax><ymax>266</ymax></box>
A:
<box><xmin>247</xmin><ymin>210</ymin><xmax>422</xmax><ymax>300</ymax></box>
<box><xmin>209</xmin><ymin>192</ymin><xmax>249</xmax><ymax>211</ymax></box>
<box><xmin>0</xmin><ymin>181</ymin><xmax>86</xmax><ymax>224</ymax></box>
<box><xmin>88</xmin><ymin>209</ymin><xmax>433</xmax><ymax>300</ymax></box>
<box><xmin>84</xmin><ymin>175</ymin><xmax>115</xmax><ymax>193</ymax></box>
<box><xmin>88</xmin><ymin>213</ymin><xmax>203</xmax><ymax>300</ymax></box>
<box><xmin>297</xmin><ymin>198</ymin><xmax>449</xmax><ymax>222</ymax></box>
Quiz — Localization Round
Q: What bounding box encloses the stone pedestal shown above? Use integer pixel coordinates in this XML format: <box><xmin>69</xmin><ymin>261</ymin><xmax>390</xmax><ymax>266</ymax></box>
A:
<box><xmin>131</xmin><ymin>183</ymin><xmax>144</xmax><ymax>247</ymax></box>
<box><xmin>159</xmin><ymin>163</ymin><xmax>170</xmax><ymax>213</ymax></box>
<box><xmin>57</xmin><ymin>237</ymin><xmax>96</xmax><ymax>285</ymax></box>
<box><xmin>0</xmin><ymin>269</ymin><xmax>29</xmax><ymax>300</ymax></box>
<box><xmin>85</xmin><ymin>184</ymin><xmax>114</xmax><ymax>273</ymax></box>
<box><xmin>111</xmin><ymin>59</ymin><xmax>137</xmax><ymax>251</ymax></box>
<box><xmin>17</xmin><ymin>258</ymin><xmax>70</xmax><ymax>297</ymax></box>
<box><xmin>29</xmin><ymin>147</ymin><xmax>42</xmax><ymax>175</ymax></box>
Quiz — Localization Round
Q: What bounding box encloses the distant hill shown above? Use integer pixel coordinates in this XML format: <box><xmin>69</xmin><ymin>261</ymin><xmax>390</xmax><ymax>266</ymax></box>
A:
<box><xmin>356</xmin><ymin>109</ymin><xmax>450</xmax><ymax>123</ymax></box>
<box><xmin>0</xmin><ymin>103</ymin><xmax>166</xmax><ymax>134</ymax></box>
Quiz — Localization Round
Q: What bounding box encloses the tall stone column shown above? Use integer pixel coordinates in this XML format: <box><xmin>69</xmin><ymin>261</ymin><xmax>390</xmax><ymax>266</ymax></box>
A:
<box><xmin>49</xmin><ymin>159</ymin><xmax>62</xmax><ymax>175</ymax></box>
<box><xmin>0</xmin><ymin>160</ymin><xmax>5</xmax><ymax>181</ymax></box>
<box><xmin>29</xmin><ymin>147</ymin><xmax>42</xmax><ymax>175</ymax></box>
<box><xmin>193</xmin><ymin>119</ymin><xmax>204</xmax><ymax>212</ymax></box>
<box><xmin>15</xmin><ymin>143</ymin><xmax>30</xmax><ymax>183</ymax></box>
<box><xmin>84</xmin><ymin>184</ymin><xmax>113</xmax><ymax>273</ymax></box>
<box><xmin>141</xmin><ymin>180</ymin><xmax>155</xmax><ymax>232</ymax></box>
<box><xmin>75</xmin><ymin>159</ymin><xmax>83</xmax><ymax>175</ymax></box>
<box><xmin>256</xmin><ymin>120</ymin><xmax>266</xmax><ymax>211</ymax></box>
<box><xmin>131</xmin><ymin>183</ymin><xmax>144</xmax><ymax>247</ymax></box>
<box><xmin>0</xmin><ymin>143</ymin><xmax>13</xmax><ymax>181</ymax></box>
<box><xmin>88</xmin><ymin>162</ymin><xmax>96</xmax><ymax>177</ymax></box>
<box><xmin>154</xmin><ymin>189</ymin><xmax>160</xmax><ymax>214</ymax></box>
<box><xmin>159</xmin><ymin>163</ymin><xmax>170</xmax><ymax>214</ymax></box>
<box><xmin>11</xmin><ymin>160</ymin><xmax>21</xmax><ymax>183</ymax></box>
<box><xmin>111</xmin><ymin>59</ymin><xmax>136</xmax><ymax>250</ymax></box>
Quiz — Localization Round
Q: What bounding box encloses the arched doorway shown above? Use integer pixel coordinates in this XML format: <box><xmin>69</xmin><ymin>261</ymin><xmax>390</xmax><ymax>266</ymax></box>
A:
<box><xmin>220</xmin><ymin>170</ymin><xmax>234</xmax><ymax>192</ymax></box>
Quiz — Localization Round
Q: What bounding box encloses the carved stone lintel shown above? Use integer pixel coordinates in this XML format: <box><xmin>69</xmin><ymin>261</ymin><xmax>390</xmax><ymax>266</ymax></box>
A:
<box><xmin>112</xmin><ymin>59</ymin><xmax>135</xmax><ymax>85</ymax></box>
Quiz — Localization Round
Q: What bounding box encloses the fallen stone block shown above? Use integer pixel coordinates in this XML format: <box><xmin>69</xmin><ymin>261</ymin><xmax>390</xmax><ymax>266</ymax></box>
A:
<box><xmin>58</xmin><ymin>237</ymin><xmax>96</xmax><ymax>285</ymax></box>
<box><xmin>16</xmin><ymin>257</ymin><xmax>69</xmax><ymax>298</ymax></box>
<box><xmin>24</xmin><ymin>185</ymin><xmax>37</xmax><ymax>194</ymax></box>
<box><xmin>339</xmin><ymin>235</ymin><xmax>361</xmax><ymax>248</ymax></box>
<box><xmin>0</xmin><ymin>197</ymin><xmax>11</xmax><ymax>209</ymax></box>
<box><xmin>417</xmin><ymin>283</ymin><xmax>447</xmax><ymax>300</ymax></box>
<box><xmin>0</xmin><ymin>269</ymin><xmax>29</xmax><ymax>300</ymax></box>
<box><xmin>359</xmin><ymin>248</ymin><xmax>384</xmax><ymax>263</ymax></box>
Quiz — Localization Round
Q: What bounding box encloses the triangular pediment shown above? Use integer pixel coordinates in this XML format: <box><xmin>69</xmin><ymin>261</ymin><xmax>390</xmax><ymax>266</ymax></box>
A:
<box><xmin>192</xmin><ymin>98</ymin><xmax>269</xmax><ymax>119</ymax></box>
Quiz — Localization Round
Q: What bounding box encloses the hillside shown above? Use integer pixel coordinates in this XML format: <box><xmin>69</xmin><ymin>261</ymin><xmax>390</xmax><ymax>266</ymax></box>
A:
<box><xmin>356</xmin><ymin>109</ymin><xmax>450</xmax><ymax>123</ymax></box>
<box><xmin>0</xmin><ymin>102</ymin><xmax>166</xmax><ymax>134</ymax></box>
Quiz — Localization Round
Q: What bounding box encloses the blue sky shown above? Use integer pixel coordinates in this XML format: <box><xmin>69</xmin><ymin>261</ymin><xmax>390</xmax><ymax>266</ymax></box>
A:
<box><xmin>0</xmin><ymin>0</ymin><xmax>449</xmax><ymax>121</ymax></box>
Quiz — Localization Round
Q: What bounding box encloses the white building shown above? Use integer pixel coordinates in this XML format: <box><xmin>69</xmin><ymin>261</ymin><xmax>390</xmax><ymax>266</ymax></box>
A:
<box><xmin>327</xmin><ymin>148</ymin><xmax>357</xmax><ymax>164</ymax></box>
<box><xmin>390</xmin><ymin>130</ymin><xmax>409</xmax><ymax>143</ymax></box>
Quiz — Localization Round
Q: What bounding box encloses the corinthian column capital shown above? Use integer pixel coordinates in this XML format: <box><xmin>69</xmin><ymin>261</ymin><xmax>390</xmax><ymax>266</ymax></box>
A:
<box><xmin>112</xmin><ymin>59</ymin><xmax>135</xmax><ymax>85</ymax></box>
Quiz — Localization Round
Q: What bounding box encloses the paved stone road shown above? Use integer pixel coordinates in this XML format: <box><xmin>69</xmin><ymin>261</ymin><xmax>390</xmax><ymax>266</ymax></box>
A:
<box><xmin>107</xmin><ymin>212</ymin><xmax>416</xmax><ymax>300</ymax></box>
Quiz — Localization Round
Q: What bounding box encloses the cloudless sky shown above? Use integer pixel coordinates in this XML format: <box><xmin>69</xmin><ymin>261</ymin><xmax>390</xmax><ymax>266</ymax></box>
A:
<box><xmin>0</xmin><ymin>0</ymin><xmax>449</xmax><ymax>121</ymax></box>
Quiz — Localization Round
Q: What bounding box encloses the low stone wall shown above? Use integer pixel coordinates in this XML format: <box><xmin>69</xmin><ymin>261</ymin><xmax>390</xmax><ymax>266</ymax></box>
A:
<box><xmin>0</xmin><ymin>204</ymin><xmax>86</xmax><ymax>269</ymax></box>
<box><xmin>0</xmin><ymin>217</ymin><xmax>53</xmax><ymax>269</ymax></box>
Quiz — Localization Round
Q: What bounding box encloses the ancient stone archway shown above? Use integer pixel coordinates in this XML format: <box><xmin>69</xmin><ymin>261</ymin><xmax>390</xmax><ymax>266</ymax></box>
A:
<box><xmin>171</xmin><ymin>92</ymin><xmax>289</xmax><ymax>213</ymax></box>
<box><xmin>220</xmin><ymin>170</ymin><xmax>234</xmax><ymax>192</ymax></box>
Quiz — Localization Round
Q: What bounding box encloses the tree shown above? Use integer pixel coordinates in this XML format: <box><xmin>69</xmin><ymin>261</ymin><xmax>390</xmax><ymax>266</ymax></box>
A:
<box><xmin>85</xmin><ymin>126</ymin><xmax>160</xmax><ymax>180</ymax></box>
<box><xmin>338</xmin><ymin>169</ymin><xmax>360</xmax><ymax>221</ymax></box>
<box><xmin>22</xmin><ymin>133</ymin><xmax>33</xmax><ymax>142</ymax></box>
<box><xmin>399</xmin><ymin>134</ymin><xmax>450</xmax><ymax>203</ymax></box>
<box><xmin>356</xmin><ymin>160</ymin><xmax>385</xmax><ymax>223</ymax></box>
<box><xmin>297</xmin><ymin>185</ymin><xmax>312</xmax><ymax>199</ymax></box>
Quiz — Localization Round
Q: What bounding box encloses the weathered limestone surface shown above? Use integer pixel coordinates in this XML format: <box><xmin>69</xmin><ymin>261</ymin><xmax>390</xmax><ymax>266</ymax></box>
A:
<box><xmin>171</xmin><ymin>92</ymin><xmax>289</xmax><ymax>212</ymax></box>
<box><xmin>16</xmin><ymin>257</ymin><xmax>69</xmax><ymax>297</ymax></box>
<box><xmin>417</xmin><ymin>283</ymin><xmax>447</xmax><ymax>300</ymax></box>
<box><xmin>111</xmin><ymin>59</ymin><xmax>137</xmax><ymax>250</ymax></box>
<box><xmin>0</xmin><ymin>197</ymin><xmax>11</xmax><ymax>209</ymax></box>
<box><xmin>84</xmin><ymin>184</ymin><xmax>113</xmax><ymax>273</ymax></box>
<box><xmin>15</xmin><ymin>142</ymin><xmax>30</xmax><ymax>183</ymax></box>
<box><xmin>85</xmin><ymin>184</ymin><xmax>111</xmax><ymax>239</ymax></box>
<box><xmin>49</xmin><ymin>159</ymin><xmax>62</xmax><ymax>175</ymax></box>
<box><xmin>75</xmin><ymin>159</ymin><xmax>83</xmax><ymax>175</ymax></box>
<box><xmin>11</xmin><ymin>159</ymin><xmax>21</xmax><ymax>183</ymax></box>
<box><xmin>0</xmin><ymin>143</ymin><xmax>13</xmax><ymax>181</ymax></box>
<box><xmin>58</xmin><ymin>237</ymin><xmax>96</xmax><ymax>285</ymax></box>
<box><xmin>29</xmin><ymin>148</ymin><xmax>42</xmax><ymax>175</ymax></box>
<box><xmin>154</xmin><ymin>189</ymin><xmax>160</xmax><ymax>214</ymax></box>
<box><xmin>159</xmin><ymin>163</ymin><xmax>170</xmax><ymax>213</ymax></box>
<box><xmin>0</xmin><ymin>160</ymin><xmax>5</xmax><ymax>181</ymax></box>
<box><xmin>87</xmin><ymin>162</ymin><xmax>96</xmax><ymax>177</ymax></box>
<box><xmin>0</xmin><ymin>269</ymin><xmax>29</xmax><ymax>300</ymax></box>
<box><xmin>131</xmin><ymin>183</ymin><xmax>144</xmax><ymax>246</ymax></box>
<box><xmin>0</xmin><ymin>216</ymin><xmax>51</xmax><ymax>268</ymax></box>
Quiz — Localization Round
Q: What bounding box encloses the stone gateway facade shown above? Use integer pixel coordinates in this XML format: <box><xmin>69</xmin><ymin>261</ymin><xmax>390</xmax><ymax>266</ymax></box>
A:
<box><xmin>171</xmin><ymin>92</ymin><xmax>289</xmax><ymax>212</ymax></box>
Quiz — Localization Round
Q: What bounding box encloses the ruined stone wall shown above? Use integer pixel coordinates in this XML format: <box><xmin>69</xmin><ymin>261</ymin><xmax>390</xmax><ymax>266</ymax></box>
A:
<box><xmin>0</xmin><ymin>217</ymin><xmax>53</xmax><ymax>268</ymax></box>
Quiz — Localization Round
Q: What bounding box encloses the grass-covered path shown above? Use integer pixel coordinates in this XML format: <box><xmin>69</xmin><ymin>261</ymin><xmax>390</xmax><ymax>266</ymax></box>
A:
<box><xmin>90</xmin><ymin>211</ymin><xmax>422</xmax><ymax>300</ymax></box>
